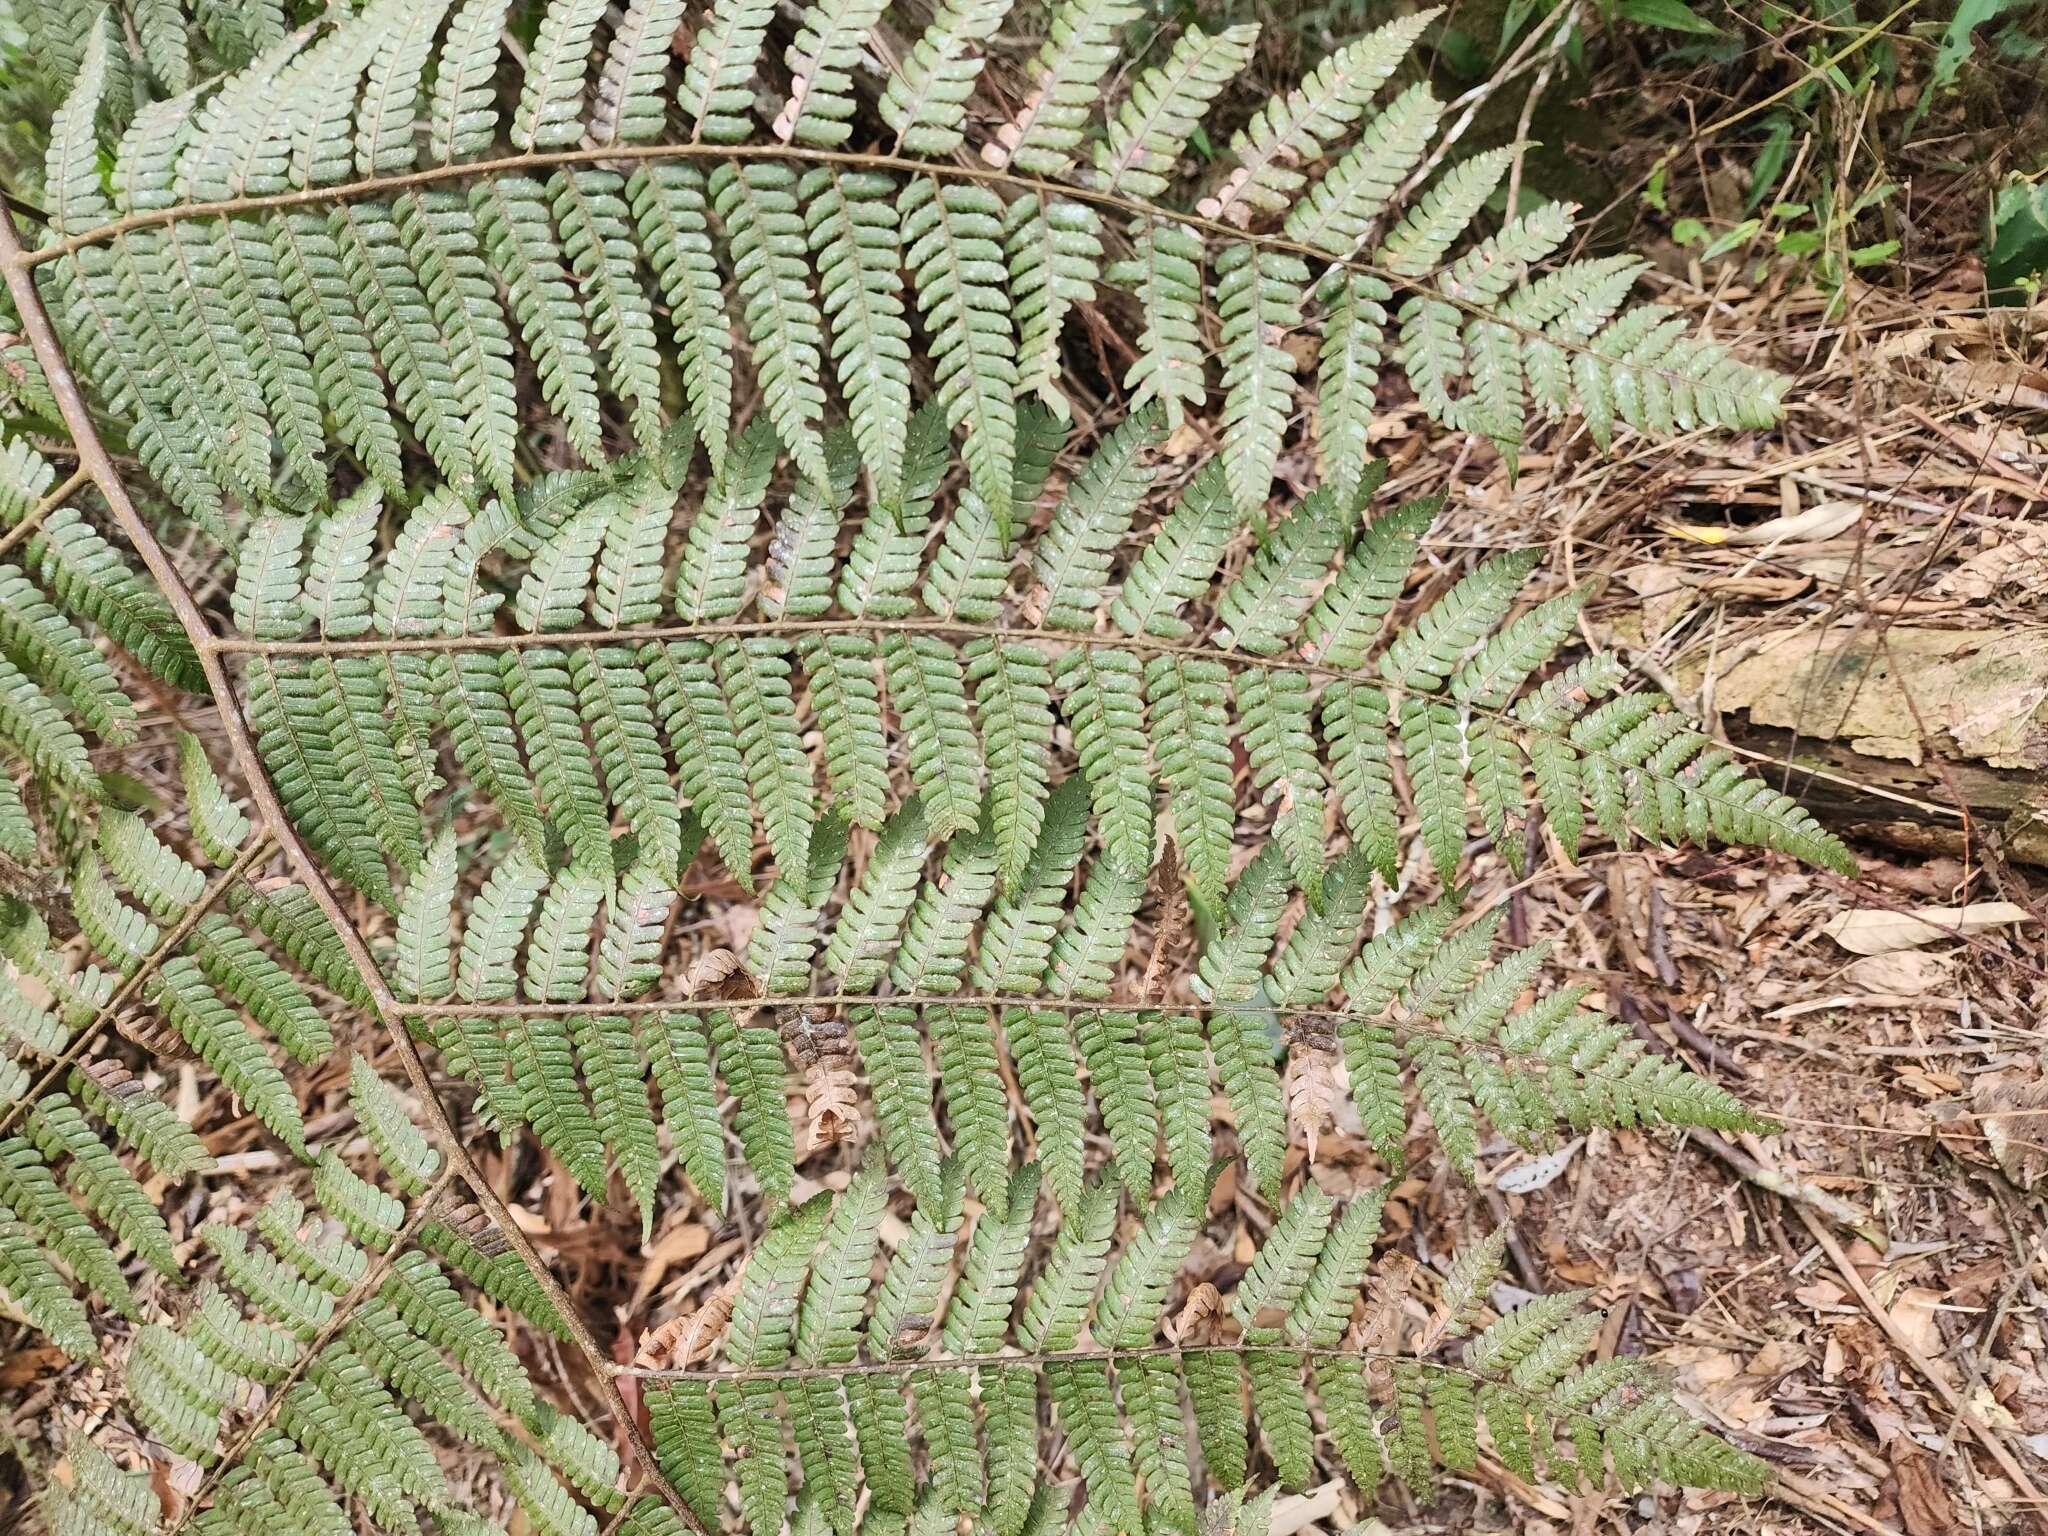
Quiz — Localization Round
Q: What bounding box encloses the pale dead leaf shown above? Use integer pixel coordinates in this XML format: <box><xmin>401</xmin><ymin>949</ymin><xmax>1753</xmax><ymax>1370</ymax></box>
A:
<box><xmin>634</xmin><ymin>1275</ymin><xmax>738</xmax><ymax>1369</ymax></box>
<box><xmin>1167</xmin><ymin>1282</ymin><xmax>1224</xmax><ymax>1344</ymax></box>
<box><xmin>1495</xmin><ymin>1137</ymin><xmax>1584</xmax><ymax>1194</ymax></box>
<box><xmin>1284</xmin><ymin>1047</ymin><xmax>1336</xmax><ymax>1163</ymax></box>
<box><xmin>1976</xmin><ymin>1075</ymin><xmax>2048</xmax><ymax>1189</ymax></box>
<box><xmin>1821</xmin><ymin>901</ymin><xmax>2034</xmax><ymax>955</ymax></box>
<box><xmin>1619</xmin><ymin>560</ymin><xmax>1696</xmax><ymax>642</ymax></box>
<box><xmin>1841</xmin><ymin>950</ymin><xmax>1953</xmax><ymax>994</ymax></box>
<box><xmin>805</xmin><ymin>1056</ymin><xmax>859</xmax><ymax>1149</ymax></box>
<box><xmin>1661</xmin><ymin>499</ymin><xmax>1861</xmax><ymax>547</ymax></box>
<box><xmin>1886</xmin><ymin>1286</ymin><xmax>1945</xmax><ymax>1359</ymax></box>
<box><xmin>630</xmin><ymin>1220</ymin><xmax>712</xmax><ymax>1311</ymax></box>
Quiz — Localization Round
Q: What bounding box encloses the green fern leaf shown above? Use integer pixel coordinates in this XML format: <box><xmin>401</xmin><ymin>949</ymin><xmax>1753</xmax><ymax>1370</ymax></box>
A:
<box><xmin>1216</xmin><ymin>243</ymin><xmax>1307</xmax><ymax>516</ymax></box>
<box><xmin>964</xmin><ymin>641</ymin><xmax>1056</xmax><ymax>893</ymax></box>
<box><xmin>714</xmin><ymin>162</ymin><xmax>830</xmax><ymax>486</ymax></box>
<box><xmin>630</xmin><ymin>165</ymin><xmax>737</xmax><ymax>474</ymax></box>
<box><xmin>1005</xmin><ymin>196</ymin><xmax>1101</xmax><ymax>416</ymax></box>
<box><xmin>472</xmin><ymin>177</ymin><xmax>605</xmax><ymax>465</ymax></box>
<box><xmin>1236</xmin><ymin>667</ymin><xmax>1330</xmax><ymax>897</ymax></box>
<box><xmin>1032</xmin><ymin>408</ymin><xmax>1160</xmax><ymax>629</ymax></box>
<box><xmin>991</xmin><ymin>0</ymin><xmax>1142</xmax><ymax>173</ymax></box>
<box><xmin>1201</xmin><ymin>8</ymin><xmax>1440</xmax><ymax>225</ymax></box>
<box><xmin>1056</xmin><ymin>647</ymin><xmax>1153</xmax><ymax>876</ymax></box>
<box><xmin>151</xmin><ymin>956</ymin><xmax>307</xmax><ymax>1155</ymax></box>
<box><xmin>1194</xmin><ymin>846</ymin><xmax>1291</xmax><ymax>1196</ymax></box>
<box><xmin>711</xmin><ymin>1008</ymin><xmax>796</xmax><ymax>1206</ymax></box>
<box><xmin>776</xmin><ymin>0</ymin><xmax>886</xmax><ymax>146</ymax></box>
<box><xmin>902</xmin><ymin>178</ymin><xmax>1019</xmax><ymax>524</ymax></box>
<box><xmin>1093</xmin><ymin>22</ymin><xmax>1259</xmax><ymax>198</ymax></box>
<box><xmin>802</xmin><ymin>169</ymin><xmax>913</xmax><ymax>507</ymax></box>
<box><xmin>881</xmin><ymin>0</ymin><xmax>1014</xmax><ymax>155</ymax></box>
<box><xmin>1108</xmin><ymin>221</ymin><xmax>1206</xmax><ymax>429</ymax></box>
<box><xmin>1215</xmin><ymin>489</ymin><xmax>1346</xmax><ymax>657</ymax></box>
<box><xmin>884</xmin><ymin>634</ymin><xmax>984</xmax><ymax>843</ymax></box>
<box><xmin>677</xmin><ymin>0</ymin><xmax>776</xmax><ymax>142</ymax></box>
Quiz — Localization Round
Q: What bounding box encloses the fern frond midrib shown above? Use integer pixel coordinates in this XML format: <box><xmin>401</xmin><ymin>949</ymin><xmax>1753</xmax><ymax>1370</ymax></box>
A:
<box><xmin>385</xmin><ymin>991</ymin><xmax>1771</xmax><ymax>1136</ymax></box>
<box><xmin>620</xmin><ymin>1336</ymin><xmax>1604</xmax><ymax>1396</ymax></box>
<box><xmin>215</xmin><ymin>615</ymin><xmax>1799</xmax><ymax>840</ymax></box>
<box><xmin>164</xmin><ymin>1161</ymin><xmax>464</xmax><ymax>1535</ymax></box>
<box><xmin>0</xmin><ymin>466</ymin><xmax>91</xmax><ymax>564</ymax></box>
<box><xmin>23</xmin><ymin>141</ymin><xmax>1710</xmax><ymax>389</ymax></box>
<box><xmin>0</xmin><ymin>832</ymin><xmax>275</xmax><ymax>1145</ymax></box>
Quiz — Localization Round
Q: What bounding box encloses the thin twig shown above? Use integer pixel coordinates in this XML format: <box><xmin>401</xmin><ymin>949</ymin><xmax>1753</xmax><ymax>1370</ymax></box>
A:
<box><xmin>1504</xmin><ymin>7</ymin><xmax>1581</xmax><ymax>217</ymax></box>
<box><xmin>1392</xmin><ymin>2</ymin><xmax>1580</xmax><ymax>216</ymax></box>
<box><xmin>1688</xmin><ymin>1129</ymin><xmax>1885</xmax><ymax>1249</ymax></box>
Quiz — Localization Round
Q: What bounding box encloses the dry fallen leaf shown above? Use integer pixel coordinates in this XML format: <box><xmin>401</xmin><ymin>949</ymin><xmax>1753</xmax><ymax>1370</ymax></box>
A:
<box><xmin>1976</xmin><ymin>1075</ymin><xmax>2048</xmax><ymax>1189</ymax></box>
<box><xmin>1284</xmin><ymin>1045</ymin><xmax>1336</xmax><ymax>1162</ymax></box>
<box><xmin>1842</xmin><ymin>950</ymin><xmax>1953</xmax><ymax>994</ymax></box>
<box><xmin>1661</xmin><ymin>499</ymin><xmax>1861</xmax><ymax>546</ymax></box>
<box><xmin>1890</xmin><ymin>1440</ymin><xmax>1960</xmax><ymax>1536</ymax></box>
<box><xmin>1821</xmin><ymin>901</ymin><xmax>2034</xmax><ymax>954</ymax></box>
<box><xmin>1168</xmin><ymin>1282</ymin><xmax>1225</xmax><ymax>1344</ymax></box>
<box><xmin>634</xmin><ymin>1276</ymin><xmax>738</xmax><ymax>1369</ymax></box>
<box><xmin>1886</xmin><ymin>1286</ymin><xmax>1946</xmax><ymax>1359</ymax></box>
<box><xmin>805</xmin><ymin>1055</ymin><xmax>859</xmax><ymax>1149</ymax></box>
<box><xmin>1495</xmin><ymin>1137</ymin><xmax>1584</xmax><ymax>1194</ymax></box>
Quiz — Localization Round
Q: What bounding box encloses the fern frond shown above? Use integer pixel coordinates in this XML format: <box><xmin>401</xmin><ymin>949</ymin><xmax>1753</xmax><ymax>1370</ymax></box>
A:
<box><xmin>990</xmin><ymin>0</ymin><xmax>1142</xmax><ymax>174</ymax></box>
<box><xmin>885</xmin><ymin>634</ymin><xmax>984</xmax><ymax>844</ymax></box>
<box><xmin>1203</xmin><ymin>9</ymin><xmax>1439</xmax><ymax>226</ymax></box>
<box><xmin>1094</xmin><ymin>22</ymin><xmax>1260</xmax><ymax>199</ymax></box>
<box><xmin>901</xmin><ymin>178</ymin><xmax>1020</xmax><ymax>523</ymax></box>
<box><xmin>962</xmin><ymin>642</ymin><xmax>1054</xmax><ymax>893</ymax></box>
<box><xmin>631</xmin><ymin>165</ymin><xmax>737</xmax><ymax>474</ymax></box>
<box><xmin>1056</xmin><ymin>647</ymin><xmax>1154</xmax><ymax>876</ymax></box>
<box><xmin>619</xmin><ymin>1177</ymin><xmax>1767</xmax><ymax>1524</ymax></box>
<box><xmin>677</xmin><ymin>0</ymin><xmax>777</xmax><ymax>143</ymax></box>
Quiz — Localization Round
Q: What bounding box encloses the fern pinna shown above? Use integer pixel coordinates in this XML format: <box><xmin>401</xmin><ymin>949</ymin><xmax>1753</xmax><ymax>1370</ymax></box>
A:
<box><xmin>31</xmin><ymin>1054</ymin><xmax>650</xmax><ymax>1536</ymax></box>
<box><xmin>204</xmin><ymin>415</ymin><xmax>1843</xmax><ymax>1228</ymax></box>
<box><xmin>636</xmin><ymin>1163</ymin><xmax>1766</xmax><ymax>1536</ymax></box>
<box><xmin>21</xmin><ymin>0</ymin><xmax>1790</xmax><ymax>543</ymax></box>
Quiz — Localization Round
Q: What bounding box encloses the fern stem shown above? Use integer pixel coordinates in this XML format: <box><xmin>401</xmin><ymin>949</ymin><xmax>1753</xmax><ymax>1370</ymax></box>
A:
<box><xmin>216</xmin><ymin>614</ymin><xmax>1411</xmax><ymax>672</ymax></box>
<box><xmin>0</xmin><ymin>204</ymin><xmax>714</xmax><ymax>1536</ymax></box>
<box><xmin>0</xmin><ymin>831</ymin><xmax>273</xmax><ymax>1144</ymax></box>
<box><xmin>620</xmin><ymin>1339</ymin><xmax>1526</xmax><ymax>1382</ymax></box>
<box><xmin>400</xmin><ymin>988</ymin><xmax>1541</xmax><ymax>1054</ymax></box>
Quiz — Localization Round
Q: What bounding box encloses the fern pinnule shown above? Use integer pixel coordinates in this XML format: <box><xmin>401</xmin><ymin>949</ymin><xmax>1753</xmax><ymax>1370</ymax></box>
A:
<box><xmin>32</xmin><ymin>0</ymin><xmax>1791</xmax><ymax>541</ymax></box>
<box><xmin>632</xmin><ymin>1170</ymin><xmax>1766</xmax><ymax>1529</ymax></box>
